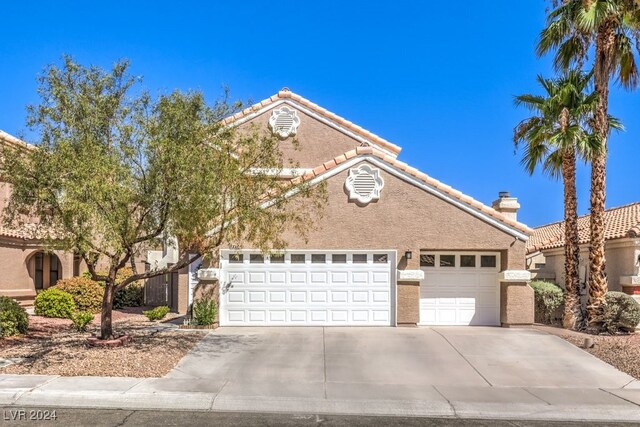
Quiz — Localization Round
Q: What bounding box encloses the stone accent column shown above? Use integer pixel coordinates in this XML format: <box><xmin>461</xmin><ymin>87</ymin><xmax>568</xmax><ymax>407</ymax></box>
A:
<box><xmin>396</xmin><ymin>269</ymin><xmax>423</xmax><ymax>327</ymax></box>
<box><xmin>499</xmin><ymin>270</ymin><xmax>534</xmax><ymax>327</ymax></box>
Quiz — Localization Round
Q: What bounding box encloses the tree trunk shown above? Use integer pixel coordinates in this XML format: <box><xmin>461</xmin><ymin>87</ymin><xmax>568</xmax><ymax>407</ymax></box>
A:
<box><xmin>100</xmin><ymin>279</ymin><xmax>115</xmax><ymax>340</ymax></box>
<box><xmin>587</xmin><ymin>20</ymin><xmax>615</xmax><ymax>329</ymax></box>
<box><xmin>562</xmin><ymin>148</ymin><xmax>583</xmax><ymax>330</ymax></box>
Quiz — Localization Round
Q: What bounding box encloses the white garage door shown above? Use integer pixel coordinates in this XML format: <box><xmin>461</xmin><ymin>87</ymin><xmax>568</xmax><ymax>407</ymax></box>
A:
<box><xmin>219</xmin><ymin>250</ymin><xmax>395</xmax><ymax>326</ymax></box>
<box><xmin>419</xmin><ymin>252</ymin><xmax>500</xmax><ymax>326</ymax></box>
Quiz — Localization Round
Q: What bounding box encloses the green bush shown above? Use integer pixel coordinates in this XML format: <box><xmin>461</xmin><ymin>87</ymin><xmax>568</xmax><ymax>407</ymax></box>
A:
<box><xmin>114</xmin><ymin>284</ymin><xmax>144</xmax><ymax>309</ymax></box>
<box><xmin>193</xmin><ymin>296</ymin><xmax>217</xmax><ymax>325</ymax></box>
<box><xmin>34</xmin><ymin>288</ymin><xmax>76</xmax><ymax>318</ymax></box>
<box><xmin>530</xmin><ymin>280</ymin><xmax>564</xmax><ymax>324</ymax></box>
<box><xmin>83</xmin><ymin>267</ymin><xmax>144</xmax><ymax>309</ymax></box>
<box><xmin>143</xmin><ymin>305</ymin><xmax>170</xmax><ymax>321</ymax></box>
<box><xmin>71</xmin><ymin>311</ymin><xmax>95</xmax><ymax>332</ymax></box>
<box><xmin>0</xmin><ymin>296</ymin><xmax>29</xmax><ymax>337</ymax></box>
<box><xmin>54</xmin><ymin>276</ymin><xmax>103</xmax><ymax>313</ymax></box>
<box><xmin>603</xmin><ymin>292</ymin><xmax>640</xmax><ymax>333</ymax></box>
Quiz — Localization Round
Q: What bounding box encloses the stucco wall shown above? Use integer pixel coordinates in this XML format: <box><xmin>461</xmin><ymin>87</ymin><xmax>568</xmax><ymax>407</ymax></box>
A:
<box><xmin>236</xmin><ymin>107</ymin><xmax>365</xmax><ymax>169</ymax></box>
<box><xmin>540</xmin><ymin>239</ymin><xmax>640</xmax><ymax>292</ymax></box>
<box><xmin>0</xmin><ymin>242</ymin><xmax>74</xmax><ymax>298</ymax></box>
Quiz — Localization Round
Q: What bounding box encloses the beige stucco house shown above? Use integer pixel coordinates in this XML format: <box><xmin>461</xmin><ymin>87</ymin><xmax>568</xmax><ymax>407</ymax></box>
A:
<box><xmin>178</xmin><ymin>89</ymin><xmax>536</xmax><ymax>327</ymax></box>
<box><xmin>527</xmin><ymin>203</ymin><xmax>640</xmax><ymax>298</ymax></box>
<box><xmin>0</xmin><ymin>130</ymin><xmax>78</xmax><ymax>305</ymax></box>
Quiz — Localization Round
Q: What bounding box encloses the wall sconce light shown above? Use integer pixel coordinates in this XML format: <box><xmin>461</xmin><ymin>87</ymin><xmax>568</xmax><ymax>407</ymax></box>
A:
<box><xmin>405</xmin><ymin>251</ymin><xmax>412</xmax><ymax>260</ymax></box>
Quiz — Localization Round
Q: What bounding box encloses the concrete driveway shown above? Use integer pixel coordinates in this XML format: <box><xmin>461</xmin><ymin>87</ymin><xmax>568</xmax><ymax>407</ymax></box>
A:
<box><xmin>166</xmin><ymin>327</ymin><xmax>635</xmax><ymax>401</ymax></box>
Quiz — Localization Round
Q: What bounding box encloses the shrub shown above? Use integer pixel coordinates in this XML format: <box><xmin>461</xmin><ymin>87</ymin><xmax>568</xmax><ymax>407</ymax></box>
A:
<box><xmin>34</xmin><ymin>288</ymin><xmax>76</xmax><ymax>318</ymax></box>
<box><xmin>114</xmin><ymin>284</ymin><xmax>144</xmax><ymax>309</ymax></box>
<box><xmin>83</xmin><ymin>267</ymin><xmax>144</xmax><ymax>309</ymax></box>
<box><xmin>0</xmin><ymin>296</ymin><xmax>29</xmax><ymax>337</ymax></box>
<box><xmin>193</xmin><ymin>296</ymin><xmax>217</xmax><ymax>325</ymax></box>
<box><xmin>55</xmin><ymin>276</ymin><xmax>103</xmax><ymax>313</ymax></box>
<box><xmin>143</xmin><ymin>305</ymin><xmax>170</xmax><ymax>321</ymax></box>
<box><xmin>530</xmin><ymin>280</ymin><xmax>564</xmax><ymax>325</ymax></box>
<box><xmin>603</xmin><ymin>292</ymin><xmax>640</xmax><ymax>333</ymax></box>
<box><xmin>71</xmin><ymin>311</ymin><xmax>95</xmax><ymax>332</ymax></box>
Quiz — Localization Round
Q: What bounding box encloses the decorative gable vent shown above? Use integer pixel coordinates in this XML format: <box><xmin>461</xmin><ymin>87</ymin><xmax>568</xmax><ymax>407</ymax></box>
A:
<box><xmin>345</xmin><ymin>164</ymin><xmax>384</xmax><ymax>205</ymax></box>
<box><xmin>268</xmin><ymin>106</ymin><xmax>300</xmax><ymax>139</ymax></box>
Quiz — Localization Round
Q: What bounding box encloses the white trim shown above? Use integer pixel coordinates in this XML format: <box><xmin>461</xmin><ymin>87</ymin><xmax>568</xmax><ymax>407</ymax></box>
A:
<box><xmin>498</xmin><ymin>270</ymin><xmax>532</xmax><ymax>282</ymax></box>
<box><xmin>397</xmin><ymin>269</ymin><xmax>424</xmax><ymax>281</ymax></box>
<box><xmin>249</xmin><ymin>168</ymin><xmax>312</xmax><ymax>177</ymax></box>
<box><xmin>227</xmin><ymin>99</ymin><xmax>399</xmax><ymax>158</ymax></box>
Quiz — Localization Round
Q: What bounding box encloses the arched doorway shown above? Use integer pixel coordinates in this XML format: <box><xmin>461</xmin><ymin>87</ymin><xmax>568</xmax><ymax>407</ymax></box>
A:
<box><xmin>31</xmin><ymin>252</ymin><xmax>62</xmax><ymax>290</ymax></box>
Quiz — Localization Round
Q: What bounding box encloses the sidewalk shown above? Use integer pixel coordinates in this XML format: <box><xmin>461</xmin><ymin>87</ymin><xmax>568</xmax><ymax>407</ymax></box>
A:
<box><xmin>2</xmin><ymin>374</ymin><xmax>640</xmax><ymax>422</ymax></box>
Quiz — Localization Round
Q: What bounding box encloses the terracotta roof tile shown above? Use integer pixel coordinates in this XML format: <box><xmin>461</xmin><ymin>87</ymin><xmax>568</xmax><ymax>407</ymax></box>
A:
<box><xmin>221</xmin><ymin>90</ymin><xmax>402</xmax><ymax>155</ymax></box>
<box><xmin>527</xmin><ymin>202</ymin><xmax>640</xmax><ymax>253</ymax></box>
<box><xmin>0</xmin><ymin>130</ymin><xmax>36</xmax><ymax>151</ymax></box>
<box><xmin>295</xmin><ymin>147</ymin><xmax>533</xmax><ymax>236</ymax></box>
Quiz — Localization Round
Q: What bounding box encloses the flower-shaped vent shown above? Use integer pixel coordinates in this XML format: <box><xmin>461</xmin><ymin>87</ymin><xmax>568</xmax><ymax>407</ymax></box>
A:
<box><xmin>268</xmin><ymin>106</ymin><xmax>301</xmax><ymax>139</ymax></box>
<box><xmin>345</xmin><ymin>164</ymin><xmax>384</xmax><ymax>204</ymax></box>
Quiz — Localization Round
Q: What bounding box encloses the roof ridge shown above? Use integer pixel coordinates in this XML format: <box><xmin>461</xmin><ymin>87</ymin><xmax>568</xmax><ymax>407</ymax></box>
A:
<box><xmin>291</xmin><ymin>147</ymin><xmax>532</xmax><ymax>236</ymax></box>
<box><xmin>221</xmin><ymin>89</ymin><xmax>402</xmax><ymax>155</ymax></box>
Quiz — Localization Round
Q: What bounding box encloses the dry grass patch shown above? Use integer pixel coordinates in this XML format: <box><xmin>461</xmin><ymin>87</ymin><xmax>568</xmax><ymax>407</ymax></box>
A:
<box><xmin>535</xmin><ymin>324</ymin><xmax>640</xmax><ymax>380</ymax></box>
<box><xmin>0</xmin><ymin>308</ymin><xmax>205</xmax><ymax>377</ymax></box>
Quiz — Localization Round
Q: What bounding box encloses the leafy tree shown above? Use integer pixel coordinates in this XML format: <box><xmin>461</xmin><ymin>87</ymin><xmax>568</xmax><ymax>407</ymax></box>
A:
<box><xmin>0</xmin><ymin>57</ymin><xmax>325</xmax><ymax>339</ymax></box>
<box><xmin>538</xmin><ymin>0</ymin><xmax>640</xmax><ymax>328</ymax></box>
<box><xmin>514</xmin><ymin>70</ymin><xmax>616</xmax><ymax>330</ymax></box>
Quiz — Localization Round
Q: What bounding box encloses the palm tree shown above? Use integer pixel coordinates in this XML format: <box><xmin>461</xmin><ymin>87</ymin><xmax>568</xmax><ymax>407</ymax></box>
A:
<box><xmin>537</xmin><ymin>0</ymin><xmax>639</xmax><ymax>328</ymax></box>
<box><xmin>514</xmin><ymin>71</ymin><xmax>600</xmax><ymax>330</ymax></box>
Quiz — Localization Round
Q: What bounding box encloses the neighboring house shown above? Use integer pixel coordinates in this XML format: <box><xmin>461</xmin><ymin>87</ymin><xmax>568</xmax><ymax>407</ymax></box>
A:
<box><xmin>527</xmin><ymin>203</ymin><xmax>640</xmax><ymax>298</ymax></box>
<box><xmin>179</xmin><ymin>89</ymin><xmax>535</xmax><ymax>327</ymax></box>
<box><xmin>0</xmin><ymin>130</ymin><xmax>78</xmax><ymax>305</ymax></box>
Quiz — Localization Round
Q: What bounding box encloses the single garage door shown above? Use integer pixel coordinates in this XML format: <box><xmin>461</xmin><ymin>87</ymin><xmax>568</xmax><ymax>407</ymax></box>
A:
<box><xmin>419</xmin><ymin>252</ymin><xmax>500</xmax><ymax>326</ymax></box>
<box><xmin>219</xmin><ymin>250</ymin><xmax>395</xmax><ymax>326</ymax></box>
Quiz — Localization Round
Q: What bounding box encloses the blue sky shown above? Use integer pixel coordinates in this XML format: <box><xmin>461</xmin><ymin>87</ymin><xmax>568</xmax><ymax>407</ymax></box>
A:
<box><xmin>1</xmin><ymin>1</ymin><xmax>638</xmax><ymax>227</ymax></box>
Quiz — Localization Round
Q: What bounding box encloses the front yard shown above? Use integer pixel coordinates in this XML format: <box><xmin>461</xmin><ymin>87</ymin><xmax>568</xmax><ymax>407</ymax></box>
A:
<box><xmin>0</xmin><ymin>308</ymin><xmax>205</xmax><ymax>377</ymax></box>
<box><xmin>535</xmin><ymin>324</ymin><xmax>640</xmax><ymax>380</ymax></box>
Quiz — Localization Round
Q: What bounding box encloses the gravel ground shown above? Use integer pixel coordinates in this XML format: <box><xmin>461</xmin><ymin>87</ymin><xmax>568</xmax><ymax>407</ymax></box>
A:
<box><xmin>534</xmin><ymin>324</ymin><xmax>640</xmax><ymax>380</ymax></box>
<box><xmin>0</xmin><ymin>308</ymin><xmax>205</xmax><ymax>377</ymax></box>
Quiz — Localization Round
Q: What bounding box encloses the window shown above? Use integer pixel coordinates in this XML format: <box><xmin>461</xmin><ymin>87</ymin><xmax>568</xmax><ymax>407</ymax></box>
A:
<box><xmin>250</xmin><ymin>254</ymin><xmax>264</xmax><ymax>263</ymax></box>
<box><xmin>373</xmin><ymin>254</ymin><xmax>388</xmax><ymax>263</ymax></box>
<box><xmin>229</xmin><ymin>254</ymin><xmax>243</xmax><ymax>263</ymax></box>
<box><xmin>34</xmin><ymin>253</ymin><xmax>44</xmax><ymax>290</ymax></box>
<box><xmin>481</xmin><ymin>255</ymin><xmax>497</xmax><ymax>268</ymax></box>
<box><xmin>332</xmin><ymin>254</ymin><xmax>347</xmax><ymax>264</ymax></box>
<box><xmin>420</xmin><ymin>254</ymin><xmax>435</xmax><ymax>267</ymax></box>
<box><xmin>291</xmin><ymin>254</ymin><xmax>306</xmax><ymax>264</ymax></box>
<box><xmin>311</xmin><ymin>254</ymin><xmax>326</xmax><ymax>264</ymax></box>
<box><xmin>352</xmin><ymin>254</ymin><xmax>367</xmax><ymax>264</ymax></box>
<box><xmin>270</xmin><ymin>254</ymin><xmax>285</xmax><ymax>264</ymax></box>
<box><xmin>440</xmin><ymin>255</ymin><xmax>455</xmax><ymax>267</ymax></box>
<box><xmin>534</xmin><ymin>263</ymin><xmax>546</xmax><ymax>269</ymax></box>
<box><xmin>50</xmin><ymin>256</ymin><xmax>59</xmax><ymax>285</ymax></box>
<box><xmin>460</xmin><ymin>255</ymin><xmax>476</xmax><ymax>268</ymax></box>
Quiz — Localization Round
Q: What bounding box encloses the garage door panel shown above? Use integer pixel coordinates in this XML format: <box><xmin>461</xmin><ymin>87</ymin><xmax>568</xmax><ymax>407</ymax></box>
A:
<box><xmin>310</xmin><ymin>291</ymin><xmax>327</xmax><ymax>302</ymax></box>
<box><xmin>220</xmin><ymin>250</ymin><xmax>393</xmax><ymax>326</ymax></box>
<box><xmin>290</xmin><ymin>291</ymin><xmax>307</xmax><ymax>303</ymax></box>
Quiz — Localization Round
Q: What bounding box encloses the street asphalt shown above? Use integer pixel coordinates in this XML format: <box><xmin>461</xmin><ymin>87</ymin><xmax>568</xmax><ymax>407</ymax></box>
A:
<box><xmin>1</xmin><ymin>327</ymin><xmax>640</xmax><ymax>423</ymax></box>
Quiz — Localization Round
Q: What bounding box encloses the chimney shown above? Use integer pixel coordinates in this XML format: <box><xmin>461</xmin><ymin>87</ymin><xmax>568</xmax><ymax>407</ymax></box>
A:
<box><xmin>492</xmin><ymin>191</ymin><xmax>520</xmax><ymax>221</ymax></box>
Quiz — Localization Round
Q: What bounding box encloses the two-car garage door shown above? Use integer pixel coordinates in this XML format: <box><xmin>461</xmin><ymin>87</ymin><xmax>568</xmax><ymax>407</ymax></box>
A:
<box><xmin>219</xmin><ymin>250</ymin><xmax>395</xmax><ymax>326</ymax></box>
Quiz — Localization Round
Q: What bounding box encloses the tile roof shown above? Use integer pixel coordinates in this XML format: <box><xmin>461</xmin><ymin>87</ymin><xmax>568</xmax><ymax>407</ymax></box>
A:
<box><xmin>221</xmin><ymin>89</ymin><xmax>402</xmax><ymax>155</ymax></box>
<box><xmin>290</xmin><ymin>146</ymin><xmax>533</xmax><ymax>236</ymax></box>
<box><xmin>0</xmin><ymin>130</ymin><xmax>36</xmax><ymax>151</ymax></box>
<box><xmin>0</xmin><ymin>222</ymin><xmax>46</xmax><ymax>240</ymax></box>
<box><xmin>527</xmin><ymin>202</ymin><xmax>640</xmax><ymax>253</ymax></box>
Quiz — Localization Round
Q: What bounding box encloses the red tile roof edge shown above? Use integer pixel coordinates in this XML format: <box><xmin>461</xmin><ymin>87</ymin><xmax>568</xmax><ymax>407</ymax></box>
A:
<box><xmin>221</xmin><ymin>89</ymin><xmax>402</xmax><ymax>155</ymax></box>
